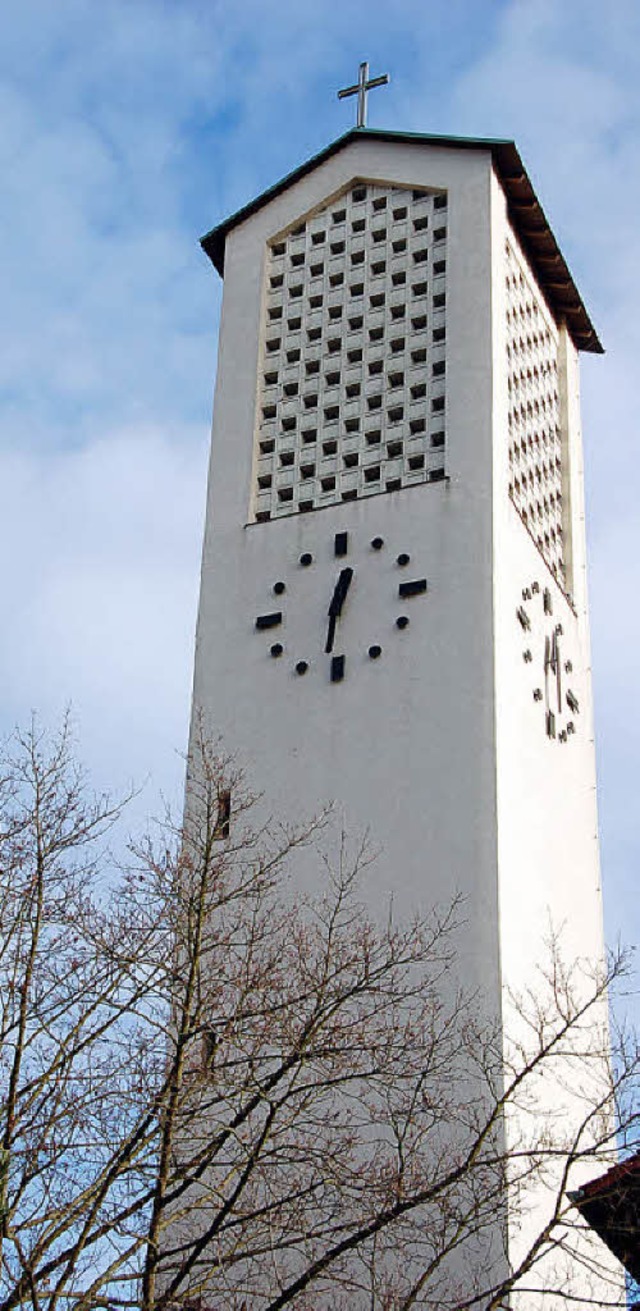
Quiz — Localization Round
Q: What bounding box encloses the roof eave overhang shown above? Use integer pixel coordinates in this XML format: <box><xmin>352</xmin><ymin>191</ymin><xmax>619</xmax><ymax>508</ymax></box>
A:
<box><xmin>569</xmin><ymin>1154</ymin><xmax>640</xmax><ymax>1282</ymax></box>
<box><xmin>201</xmin><ymin>127</ymin><xmax>602</xmax><ymax>355</ymax></box>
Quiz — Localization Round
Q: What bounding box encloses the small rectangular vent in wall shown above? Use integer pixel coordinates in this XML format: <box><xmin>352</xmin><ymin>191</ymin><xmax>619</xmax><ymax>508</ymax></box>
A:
<box><xmin>216</xmin><ymin>790</ymin><xmax>231</xmax><ymax>839</ymax></box>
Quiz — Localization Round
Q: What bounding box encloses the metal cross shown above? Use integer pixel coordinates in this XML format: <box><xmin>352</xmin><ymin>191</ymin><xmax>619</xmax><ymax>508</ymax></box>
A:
<box><xmin>337</xmin><ymin>61</ymin><xmax>390</xmax><ymax>128</ymax></box>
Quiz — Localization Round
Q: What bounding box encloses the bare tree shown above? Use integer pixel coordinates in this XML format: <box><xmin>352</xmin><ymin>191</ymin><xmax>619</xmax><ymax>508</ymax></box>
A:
<box><xmin>0</xmin><ymin>721</ymin><xmax>637</xmax><ymax>1311</ymax></box>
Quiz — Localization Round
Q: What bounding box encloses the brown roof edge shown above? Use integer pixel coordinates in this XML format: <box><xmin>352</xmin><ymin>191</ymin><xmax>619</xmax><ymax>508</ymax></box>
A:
<box><xmin>568</xmin><ymin>1151</ymin><xmax>640</xmax><ymax>1284</ymax></box>
<box><xmin>570</xmin><ymin>1150</ymin><xmax>640</xmax><ymax>1204</ymax></box>
<box><xmin>200</xmin><ymin>127</ymin><xmax>603</xmax><ymax>355</ymax></box>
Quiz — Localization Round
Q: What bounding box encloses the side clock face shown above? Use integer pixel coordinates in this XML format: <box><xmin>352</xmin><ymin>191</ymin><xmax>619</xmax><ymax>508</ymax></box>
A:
<box><xmin>254</xmin><ymin>530</ymin><xmax>428</xmax><ymax>682</ymax></box>
<box><xmin>516</xmin><ymin>582</ymin><xmax>580</xmax><ymax>743</ymax></box>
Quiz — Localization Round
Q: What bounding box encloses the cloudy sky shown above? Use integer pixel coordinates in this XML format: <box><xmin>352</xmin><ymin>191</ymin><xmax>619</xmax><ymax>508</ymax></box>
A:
<box><xmin>1</xmin><ymin>0</ymin><xmax>638</xmax><ymax>965</ymax></box>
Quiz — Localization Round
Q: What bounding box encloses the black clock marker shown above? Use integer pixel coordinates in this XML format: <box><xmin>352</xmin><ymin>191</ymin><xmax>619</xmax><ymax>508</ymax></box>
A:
<box><xmin>371</xmin><ymin>536</ymin><xmax>384</xmax><ymax>550</ymax></box>
<box><xmin>270</xmin><ymin>643</ymin><xmax>283</xmax><ymax>658</ymax></box>
<box><xmin>398</xmin><ymin>578</ymin><xmax>427</xmax><ymax>598</ymax></box>
<box><xmin>273</xmin><ymin>581</ymin><xmax>286</xmax><ymax>595</ymax></box>
<box><xmin>331</xmin><ymin>654</ymin><xmax>345</xmax><ymax>682</ymax></box>
<box><xmin>300</xmin><ymin>552</ymin><xmax>313</xmax><ymax>567</ymax></box>
<box><xmin>396</xmin><ymin>615</ymin><xmax>409</xmax><ymax>630</ymax></box>
<box><xmin>368</xmin><ymin>645</ymin><xmax>382</xmax><ymax>660</ymax></box>
<box><xmin>334</xmin><ymin>531</ymin><xmax>348</xmax><ymax>557</ymax></box>
<box><xmin>397</xmin><ymin>552</ymin><xmax>410</xmax><ymax>567</ymax></box>
<box><xmin>256</xmin><ymin>611</ymin><xmax>282</xmax><ymax>630</ymax></box>
<box><xmin>296</xmin><ymin>660</ymin><xmax>308</xmax><ymax>675</ymax></box>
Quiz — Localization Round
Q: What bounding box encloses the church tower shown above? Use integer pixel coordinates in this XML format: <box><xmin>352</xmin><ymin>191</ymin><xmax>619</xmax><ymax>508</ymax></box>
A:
<box><xmin>188</xmin><ymin>121</ymin><xmax>619</xmax><ymax>1302</ymax></box>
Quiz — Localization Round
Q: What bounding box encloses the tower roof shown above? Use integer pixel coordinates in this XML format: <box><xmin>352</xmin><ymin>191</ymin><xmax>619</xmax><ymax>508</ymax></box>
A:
<box><xmin>201</xmin><ymin>127</ymin><xmax>602</xmax><ymax>354</ymax></box>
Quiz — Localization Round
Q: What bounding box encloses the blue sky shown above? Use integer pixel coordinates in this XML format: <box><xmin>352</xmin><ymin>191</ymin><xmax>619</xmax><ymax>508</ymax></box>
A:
<box><xmin>1</xmin><ymin>0</ymin><xmax>638</xmax><ymax>972</ymax></box>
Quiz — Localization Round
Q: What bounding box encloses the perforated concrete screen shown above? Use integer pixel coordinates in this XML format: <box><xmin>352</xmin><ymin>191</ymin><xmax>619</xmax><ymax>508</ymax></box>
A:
<box><xmin>252</xmin><ymin>181</ymin><xmax>447</xmax><ymax>521</ymax></box>
<box><xmin>505</xmin><ymin>234</ymin><xmax>564</xmax><ymax>582</ymax></box>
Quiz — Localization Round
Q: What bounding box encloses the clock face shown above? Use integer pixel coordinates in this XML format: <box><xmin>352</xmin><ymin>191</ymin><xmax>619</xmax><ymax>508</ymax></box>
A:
<box><xmin>254</xmin><ymin>529</ymin><xmax>428</xmax><ymax>681</ymax></box>
<box><xmin>516</xmin><ymin>581</ymin><xmax>579</xmax><ymax>743</ymax></box>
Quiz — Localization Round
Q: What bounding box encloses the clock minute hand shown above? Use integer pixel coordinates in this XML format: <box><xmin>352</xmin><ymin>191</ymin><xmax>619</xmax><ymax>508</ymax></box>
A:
<box><xmin>555</xmin><ymin>629</ymin><xmax>562</xmax><ymax>712</ymax></box>
<box><xmin>325</xmin><ymin>567</ymin><xmax>354</xmax><ymax>653</ymax></box>
<box><xmin>329</xmin><ymin>566</ymin><xmax>354</xmax><ymax>617</ymax></box>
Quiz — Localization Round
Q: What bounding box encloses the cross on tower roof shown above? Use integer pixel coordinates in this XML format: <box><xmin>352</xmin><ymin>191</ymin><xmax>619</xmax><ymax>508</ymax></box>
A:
<box><xmin>337</xmin><ymin>61</ymin><xmax>390</xmax><ymax>128</ymax></box>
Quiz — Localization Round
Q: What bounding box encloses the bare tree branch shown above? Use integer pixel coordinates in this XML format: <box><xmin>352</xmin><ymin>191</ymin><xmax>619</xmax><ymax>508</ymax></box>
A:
<box><xmin>0</xmin><ymin>721</ymin><xmax>636</xmax><ymax>1311</ymax></box>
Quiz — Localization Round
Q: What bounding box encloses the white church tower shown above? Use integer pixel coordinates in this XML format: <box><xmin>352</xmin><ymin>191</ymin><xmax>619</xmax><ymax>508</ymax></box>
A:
<box><xmin>187</xmin><ymin>107</ymin><xmax>620</xmax><ymax>1303</ymax></box>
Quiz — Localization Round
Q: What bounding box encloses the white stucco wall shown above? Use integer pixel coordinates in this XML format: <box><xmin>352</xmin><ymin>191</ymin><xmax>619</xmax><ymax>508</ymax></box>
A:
<box><xmin>191</xmin><ymin>140</ymin><xmax>502</xmax><ymax>995</ymax></box>
<box><xmin>490</xmin><ymin>173</ymin><xmax>621</xmax><ymax>1303</ymax></box>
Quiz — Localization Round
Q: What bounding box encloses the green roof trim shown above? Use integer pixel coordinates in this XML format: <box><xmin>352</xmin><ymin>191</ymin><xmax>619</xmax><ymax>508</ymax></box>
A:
<box><xmin>200</xmin><ymin>127</ymin><xmax>602</xmax><ymax>354</ymax></box>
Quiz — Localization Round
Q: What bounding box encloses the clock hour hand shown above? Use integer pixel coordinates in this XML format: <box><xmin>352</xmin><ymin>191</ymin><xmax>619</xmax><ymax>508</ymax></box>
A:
<box><xmin>325</xmin><ymin>613</ymin><xmax>337</xmax><ymax>655</ymax></box>
<box><xmin>325</xmin><ymin>567</ymin><xmax>354</xmax><ymax>653</ymax></box>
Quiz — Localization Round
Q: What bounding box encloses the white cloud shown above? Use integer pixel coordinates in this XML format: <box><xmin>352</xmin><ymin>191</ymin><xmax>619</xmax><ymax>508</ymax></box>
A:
<box><xmin>0</xmin><ymin>428</ymin><xmax>207</xmax><ymax>812</ymax></box>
